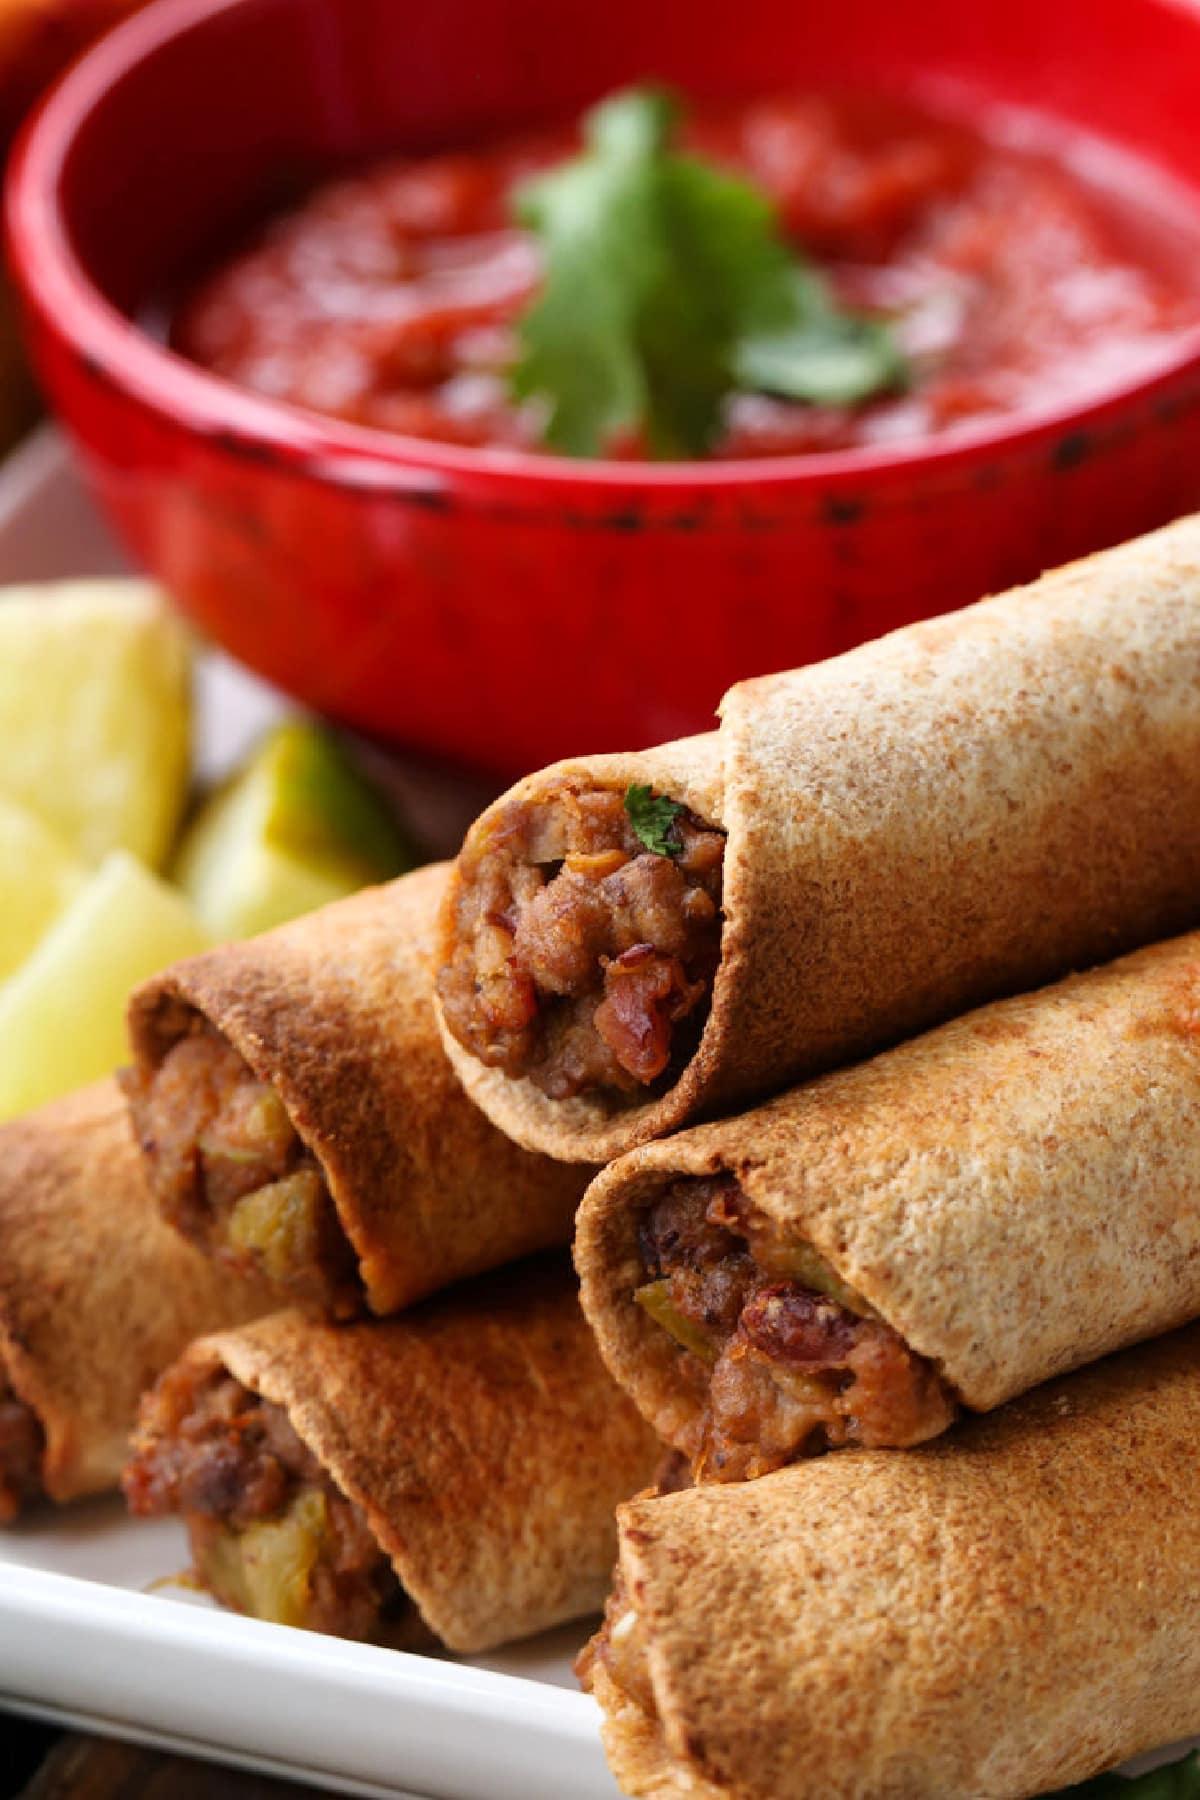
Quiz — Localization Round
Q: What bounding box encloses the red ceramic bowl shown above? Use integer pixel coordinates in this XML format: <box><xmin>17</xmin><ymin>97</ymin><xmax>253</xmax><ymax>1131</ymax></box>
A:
<box><xmin>9</xmin><ymin>0</ymin><xmax>1200</xmax><ymax>775</ymax></box>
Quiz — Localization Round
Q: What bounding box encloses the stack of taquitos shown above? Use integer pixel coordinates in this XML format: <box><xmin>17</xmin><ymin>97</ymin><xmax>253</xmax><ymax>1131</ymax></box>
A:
<box><xmin>124</xmin><ymin>861</ymin><xmax>589</xmax><ymax>1318</ymax></box>
<box><xmin>105</xmin><ymin>518</ymin><xmax>1200</xmax><ymax>1745</ymax></box>
<box><xmin>576</xmin><ymin>930</ymin><xmax>1200</xmax><ymax>1481</ymax></box>
<box><xmin>0</xmin><ymin>1080</ymin><xmax>268</xmax><ymax>1520</ymax></box>
<box><xmin>125</xmin><ymin>1255</ymin><xmax>661</xmax><ymax>1651</ymax></box>
<box><xmin>435</xmin><ymin>516</ymin><xmax>1200</xmax><ymax>1162</ymax></box>
<box><xmin>580</xmin><ymin>1323</ymin><xmax>1200</xmax><ymax>1799</ymax></box>
<box><xmin>120</xmin><ymin>862</ymin><xmax>661</xmax><ymax>1650</ymax></box>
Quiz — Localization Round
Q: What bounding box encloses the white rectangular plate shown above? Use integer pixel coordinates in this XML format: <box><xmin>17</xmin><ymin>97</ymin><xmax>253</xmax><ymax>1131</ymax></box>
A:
<box><xmin>0</xmin><ymin>1501</ymin><xmax>616</xmax><ymax>1798</ymax></box>
<box><xmin>0</xmin><ymin>432</ymin><xmax>1194</xmax><ymax>1799</ymax></box>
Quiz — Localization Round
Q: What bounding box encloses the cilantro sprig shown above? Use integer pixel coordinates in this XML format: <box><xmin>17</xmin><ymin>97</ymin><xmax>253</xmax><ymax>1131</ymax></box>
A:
<box><xmin>1051</xmin><ymin>1754</ymin><xmax>1200</xmax><ymax>1799</ymax></box>
<box><xmin>510</xmin><ymin>87</ymin><xmax>906</xmax><ymax>459</ymax></box>
<box><xmin>625</xmin><ymin>783</ymin><xmax>685</xmax><ymax>857</ymax></box>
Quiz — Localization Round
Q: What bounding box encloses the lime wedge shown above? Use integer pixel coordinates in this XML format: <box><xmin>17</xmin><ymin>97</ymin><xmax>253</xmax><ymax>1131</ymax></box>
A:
<box><xmin>0</xmin><ymin>795</ymin><xmax>86</xmax><ymax>981</ymax></box>
<box><xmin>0</xmin><ymin>579</ymin><xmax>192</xmax><ymax>867</ymax></box>
<box><xmin>174</xmin><ymin>721</ymin><xmax>414</xmax><ymax>941</ymax></box>
<box><xmin>0</xmin><ymin>850</ymin><xmax>209</xmax><ymax>1120</ymax></box>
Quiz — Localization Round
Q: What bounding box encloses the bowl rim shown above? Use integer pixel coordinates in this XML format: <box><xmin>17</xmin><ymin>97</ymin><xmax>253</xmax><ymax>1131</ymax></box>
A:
<box><xmin>9</xmin><ymin>0</ymin><xmax>1200</xmax><ymax>502</ymax></box>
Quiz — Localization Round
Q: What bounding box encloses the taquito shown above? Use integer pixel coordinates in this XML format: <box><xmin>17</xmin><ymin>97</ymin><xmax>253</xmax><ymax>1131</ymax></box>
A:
<box><xmin>580</xmin><ymin>1324</ymin><xmax>1200</xmax><ymax>1800</ymax></box>
<box><xmin>124</xmin><ymin>1256</ymin><xmax>661</xmax><ymax>1653</ymax></box>
<box><xmin>0</xmin><ymin>1080</ymin><xmax>267</xmax><ymax>1519</ymax></box>
<box><xmin>436</xmin><ymin>515</ymin><xmax>1200</xmax><ymax>1162</ymax></box>
<box><xmin>123</xmin><ymin>862</ymin><xmax>589</xmax><ymax>1319</ymax></box>
<box><xmin>577</xmin><ymin>930</ymin><xmax>1200</xmax><ymax>1481</ymax></box>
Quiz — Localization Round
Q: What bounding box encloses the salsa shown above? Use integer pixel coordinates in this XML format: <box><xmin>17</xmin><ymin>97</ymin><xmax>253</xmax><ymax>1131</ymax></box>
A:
<box><xmin>176</xmin><ymin>91</ymin><xmax>1198</xmax><ymax>459</ymax></box>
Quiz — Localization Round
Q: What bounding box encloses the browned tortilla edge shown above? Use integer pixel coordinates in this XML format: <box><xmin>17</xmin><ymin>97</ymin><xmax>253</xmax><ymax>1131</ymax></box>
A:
<box><xmin>158</xmin><ymin>1259</ymin><xmax>662</xmax><ymax>1652</ymax></box>
<box><xmin>126</xmin><ymin>863</ymin><xmax>589</xmax><ymax>1317</ymax></box>
<box><xmin>0</xmin><ymin>1080</ymin><xmax>268</xmax><ymax>1506</ymax></box>
<box><xmin>582</xmin><ymin>1324</ymin><xmax>1200</xmax><ymax>1799</ymax></box>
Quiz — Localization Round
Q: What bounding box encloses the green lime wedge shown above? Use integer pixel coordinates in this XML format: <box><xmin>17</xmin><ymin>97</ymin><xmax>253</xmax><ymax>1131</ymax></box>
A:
<box><xmin>174</xmin><ymin>721</ymin><xmax>415</xmax><ymax>941</ymax></box>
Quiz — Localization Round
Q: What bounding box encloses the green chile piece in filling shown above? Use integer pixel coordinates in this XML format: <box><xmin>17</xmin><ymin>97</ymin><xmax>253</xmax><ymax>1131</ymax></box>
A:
<box><xmin>227</xmin><ymin>1168</ymin><xmax>328</xmax><ymax>1285</ymax></box>
<box><xmin>199</xmin><ymin>1487</ymin><xmax>328</xmax><ymax>1628</ymax></box>
<box><xmin>634</xmin><ymin>1279</ymin><xmax>717</xmax><ymax>1363</ymax></box>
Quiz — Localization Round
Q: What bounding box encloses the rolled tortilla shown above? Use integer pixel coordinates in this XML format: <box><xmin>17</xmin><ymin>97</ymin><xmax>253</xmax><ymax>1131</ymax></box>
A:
<box><xmin>0</xmin><ymin>1080</ymin><xmax>268</xmax><ymax>1518</ymax></box>
<box><xmin>437</xmin><ymin>516</ymin><xmax>1200</xmax><ymax>1161</ymax></box>
<box><xmin>580</xmin><ymin>1323</ymin><xmax>1200</xmax><ymax>1800</ymax></box>
<box><xmin>124</xmin><ymin>862</ymin><xmax>590</xmax><ymax>1319</ymax></box>
<box><xmin>125</xmin><ymin>1256</ymin><xmax>661</xmax><ymax>1653</ymax></box>
<box><xmin>576</xmin><ymin>930</ymin><xmax>1200</xmax><ymax>1479</ymax></box>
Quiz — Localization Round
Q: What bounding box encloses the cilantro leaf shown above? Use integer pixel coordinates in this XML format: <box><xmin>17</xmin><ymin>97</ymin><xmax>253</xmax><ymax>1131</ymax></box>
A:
<box><xmin>510</xmin><ymin>87</ymin><xmax>906</xmax><ymax>458</ymax></box>
<box><xmin>1050</xmin><ymin>1753</ymin><xmax>1200</xmax><ymax>1799</ymax></box>
<box><xmin>625</xmin><ymin>783</ymin><xmax>684</xmax><ymax>857</ymax></box>
<box><xmin>510</xmin><ymin>93</ymin><xmax>671</xmax><ymax>457</ymax></box>
<box><xmin>734</xmin><ymin>270</ymin><xmax>909</xmax><ymax>406</ymax></box>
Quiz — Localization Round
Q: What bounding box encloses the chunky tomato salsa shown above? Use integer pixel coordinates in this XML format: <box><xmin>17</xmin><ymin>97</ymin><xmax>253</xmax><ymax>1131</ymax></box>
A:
<box><xmin>176</xmin><ymin>91</ymin><xmax>1197</xmax><ymax>459</ymax></box>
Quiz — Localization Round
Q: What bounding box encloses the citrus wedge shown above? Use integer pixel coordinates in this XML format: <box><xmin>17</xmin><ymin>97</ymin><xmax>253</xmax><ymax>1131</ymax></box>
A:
<box><xmin>174</xmin><ymin>721</ymin><xmax>413</xmax><ymax>940</ymax></box>
<box><xmin>0</xmin><ymin>850</ymin><xmax>209</xmax><ymax>1119</ymax></box>
<box><xmin>0</xmin><ymin>794</ymin><xmax>86</xmax><ymax>980</ymax></box>
<box><xmin>0</xmin><ymin>578</ymin><xmax>192</xmax><ymax>866</ymax></box>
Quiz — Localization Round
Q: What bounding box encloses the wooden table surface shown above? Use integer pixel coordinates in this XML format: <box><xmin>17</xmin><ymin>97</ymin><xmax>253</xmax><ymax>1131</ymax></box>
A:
<box><xmin>3</xmin><ymin>1719</ymin><xmax>344</xmax><ymax>1798</ymax></box>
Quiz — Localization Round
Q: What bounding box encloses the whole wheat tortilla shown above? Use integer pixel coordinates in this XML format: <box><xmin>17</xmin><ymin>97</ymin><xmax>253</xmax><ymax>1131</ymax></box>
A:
<box><xmin>150</xmin><ymin>1257</ymin><xmax>661</xmax><ymax>1653</ymax></box>
<box><xmin>583</xmin><ymin>1322</ymin><xmax>1200</xmax><ymax>1800</ymax></box>
<box><xmin>439</xmin><ymin>516</ymin><xmax>1200</xmax><ymax>1162</ymax></box>
<box><xmin>0</xmin><ymin>1080</ymin><xmax>268</xmax><ymax>1511</ymax></box>
<box><xmin>126</xmin><ymin>862</ymin><xmax>590</xmax><ymax>1318</ymax></box>
<box><xmin>576</xmin><ymin>930</ymin><xmax>1200</xmax><ymax>1458</ymax></box>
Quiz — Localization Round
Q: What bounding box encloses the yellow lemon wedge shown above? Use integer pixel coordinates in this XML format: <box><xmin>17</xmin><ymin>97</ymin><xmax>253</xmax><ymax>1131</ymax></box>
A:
<box><xmin>0</xmin><ymin>850</ymin><xmax>209</xmax><ymax>1120</ymax></box>
<box><xmin>0</xmin><ymin>795</ymin><xmax>86</xmax><ymax>981</ymax></box>
<box><xmin>0</xmin><ymin>579</ymin><xmax>192</xmax><ymax>867</ymax></box>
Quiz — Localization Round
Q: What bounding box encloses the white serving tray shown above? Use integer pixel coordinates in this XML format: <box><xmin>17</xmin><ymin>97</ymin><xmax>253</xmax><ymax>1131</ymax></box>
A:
<box><xmin>0</xmin><ymin>432</ymin><xmax>1195</xmax><ymax>1799</ymax></box>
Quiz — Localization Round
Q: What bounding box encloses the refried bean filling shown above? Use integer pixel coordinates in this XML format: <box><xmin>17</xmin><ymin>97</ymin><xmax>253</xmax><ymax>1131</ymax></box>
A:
<box><xmin>637</xmin><ymin>1175</ymin><xmax>956</xmax><ymax>1481</ymax></box>
<box><xmin>438</xmin><ymin>788</ymin><xmax>726</xmax><ymax>1101</ymax></box>
<box><xmin>124</xmin><ymin>1362</ymin><xmax>411</xmax><ymax>1643</ymax></box>
<box><xmin>0</xmin><ymin>1381</ymin><xmax>44</xmax><ymax>1523</ymax></box>
<box><xmin>122</xmin><ymin>1014</ymin><xmax>361</xmax><ymax>1316</ymax></box>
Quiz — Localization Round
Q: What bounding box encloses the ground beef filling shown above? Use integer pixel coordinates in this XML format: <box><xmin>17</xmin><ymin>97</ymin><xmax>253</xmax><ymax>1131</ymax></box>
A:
<box><xmin>123</xmin><ymin>1018</ymin><xmax>361</xmax><ymax>1315</ymax></box>
<box><xmin>0</xmin><ymin>1382</ymin><xmax>44</xmax><ymax>1522</ymax></box>
<box><xmin>637</xmin><ymin>1176</ymin><xmax>956</xmax><ymax>1481</ymax></box>
<box><xmin>125</xmin><ymin>1363</ymin><xmax>409</xmax><ymax>1643</ymax></box>
<box><xmin>438</xmin><ymin>788</ymin><xmax>725</xmax><ymax>1101</ymax></box>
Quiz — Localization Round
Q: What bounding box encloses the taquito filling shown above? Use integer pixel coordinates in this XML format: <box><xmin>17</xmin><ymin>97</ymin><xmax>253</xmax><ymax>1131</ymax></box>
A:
<box><xmin>577</xmin><ymin>1566</ymin><xmax>658</xmax><ymax>1724</ymax></box>
<box><xmin>0</xmin><ymin>1381</ymin><xmax>44</xmax><ymax>1522</ymax></box>
<box><xmin>123</xmin><ymin>1015</ymin><xmax>362</xmax><ymax>1315</ymax></box>
<box><xmin>124</xmin><ymin>1361</ymin><xmax>418</xmax><ymax>1645</ymax></box>
<box><xmin>438</xmin><ymin>787</ymin><xmax>725</xmax><ymax>1101</ymax></box>
<box><xmin>636</xmin><ymin>1176</ymin><xmax>955</xmax><ymax>1480</ymax></box>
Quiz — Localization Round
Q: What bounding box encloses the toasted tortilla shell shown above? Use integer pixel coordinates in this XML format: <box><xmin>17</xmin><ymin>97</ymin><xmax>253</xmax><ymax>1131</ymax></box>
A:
<box><xmin>577</xmin><ymin>931</ymin><xmax>1200</xmax><ymax>1455</ymax></box>
<box><xmin>168</xmin><ymin>1257</ymin><xmax>661</xmax><ymax>1653</ymax></box>
<box><xmin>439</xmin><ymin>516</ymin><xmax>1200</xmax><ymax>1161</ymax></box>
<box><xmin>0</xmin><ymin>1080</ymin><xmax>267</xmax><ymax>1507</ymax></box>
<box><xmin>126</xmin><ymin>862</ymin><xmax>589</xmax><ymax>1317</ymax></box>
<box><xmin>585</xmin><ymin>1324</ymin><xmax>1200</xmax><ymax>1799</ymax></box>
